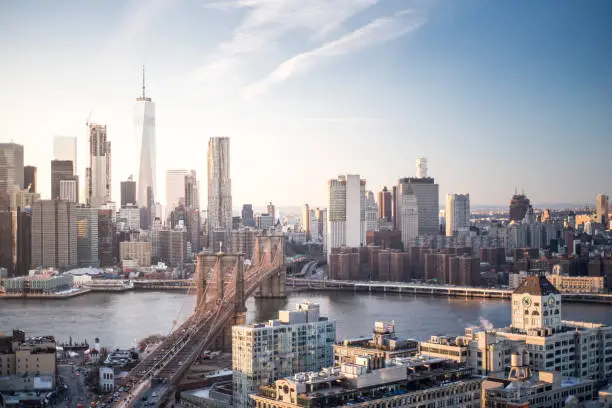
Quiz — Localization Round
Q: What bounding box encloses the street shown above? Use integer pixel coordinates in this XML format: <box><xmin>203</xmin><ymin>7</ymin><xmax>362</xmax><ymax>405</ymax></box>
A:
<box><xmin>57</xmin><ymin>364</ymin><xmax>91</xmax><ymax>408</ymax></box>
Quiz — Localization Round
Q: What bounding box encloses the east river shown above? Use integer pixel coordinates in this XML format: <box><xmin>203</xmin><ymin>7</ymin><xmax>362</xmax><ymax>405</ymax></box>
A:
<box><xmin>3</xmin><ymin>291</ymin><xmax>612</xmax><ymax>348</ymax></box>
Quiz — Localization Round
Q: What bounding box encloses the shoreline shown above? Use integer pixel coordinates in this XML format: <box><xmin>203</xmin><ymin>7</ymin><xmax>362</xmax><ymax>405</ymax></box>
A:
<box><xmin>0</xmin><ymin>287</ymin><xmax>91</xmax><ymax>300</ymax></box>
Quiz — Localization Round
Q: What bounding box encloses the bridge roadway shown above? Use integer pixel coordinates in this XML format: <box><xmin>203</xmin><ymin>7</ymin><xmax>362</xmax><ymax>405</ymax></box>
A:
<box><xmin>116</xmin><ymin>263</ymin><xmax>283</xmax><ymax>408</ymax></box>
<box><xmin>287</xmin><ymin>278</ymin><xmax>612</xmax><ymax>303</ymax></box>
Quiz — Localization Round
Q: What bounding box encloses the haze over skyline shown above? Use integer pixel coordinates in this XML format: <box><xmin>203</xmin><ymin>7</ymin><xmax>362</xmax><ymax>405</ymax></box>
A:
<box><xmin>0</xmin><ymin>0</ymin><xmax>610</xmax><ymax>209</ymax></box>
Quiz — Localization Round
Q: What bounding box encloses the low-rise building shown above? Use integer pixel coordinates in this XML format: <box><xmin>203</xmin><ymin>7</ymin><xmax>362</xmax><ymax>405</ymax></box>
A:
<box><xmin>0</xmin><ymin>330</ymin><xmax>56</xmax><ymax>392</ymax></box>
<box><xmin>99</xmin><ymin>366</ymin><xmax>114</xmax><ymax>394</ymax></box>
<box><xmin>334</xmin><ymin>321</ymin><xmax>417</xmax><ymax>370</ymax></box>
<box><xmin>0</xmin><ymin>274</ymin><xmax>73</xmax><ymax>294</ymax></box>
<box><xmin>119</xmin><ymin>241</ymin><xmax>152</xmax><ymax>267</ymax></box>
<box><xmin>251</xmin><ymin>356</ymin><xmax>482</xmax><ymax>408</ymax></box>
<box><xmin>547</xmin><ymin>274</ymin><xmax>605</xmax><ymax>293</ymax></box>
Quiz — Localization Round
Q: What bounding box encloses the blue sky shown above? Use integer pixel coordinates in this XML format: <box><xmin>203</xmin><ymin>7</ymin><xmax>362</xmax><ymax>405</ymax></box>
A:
<box><xmin>0</xmin><ymin>0</ymin><xmax>610</xmax><ymax>209</ymax></box>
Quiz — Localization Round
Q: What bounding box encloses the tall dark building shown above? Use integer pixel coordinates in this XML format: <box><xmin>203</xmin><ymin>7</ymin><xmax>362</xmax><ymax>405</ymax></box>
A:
<box><xmin>51</xmin><ymin>160</ymin><xmax>74</xmax><ymax>200</ymax></box>
<box><xmin>509</xmin><ymin>193</ymin><xmax>531</xmax><ymax>222</ymax></box>
<box><xmin>378</xmin><ymin>186</ymin><xmax>393</xmax><ymax>222</ymax></box>
<box><xmin>392</xmin><ymin>186</ymin><xmax>398</xmax><ymax>229</ymax></box>
<box><xmin>24</xmin><ymin>166</ymin><xmax>37</xmax><ymax>193</ymax></box>
<box><xmin>98</xmin><ymin>209</ymin><xmax>114</xmax><ymax>266</ymax></box>
<box><xmin>241</xmin><ymin>204</ymin><xmax>254</xmax><ymax>227</ymax></box>
<box><xmin>120</xmin><ymin>178</ymin><xmax>137</xmax><ymax>208</ymax></box>
<box><xmin>16</xmin><ymin>208</ymin><xmax>32</xmax><ymax>276</ymax></box>
<box><xmin>0</xmin><ymin>192</ymin><xmax>13</xmax><ymax>273</ymax></box>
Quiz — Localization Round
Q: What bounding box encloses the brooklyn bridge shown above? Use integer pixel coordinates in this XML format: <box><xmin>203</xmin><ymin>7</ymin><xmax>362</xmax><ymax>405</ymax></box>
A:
<box><xmin>116</xmin><ymin>233</ymin><xmax>286</xmax><ymax>407</ymax></box>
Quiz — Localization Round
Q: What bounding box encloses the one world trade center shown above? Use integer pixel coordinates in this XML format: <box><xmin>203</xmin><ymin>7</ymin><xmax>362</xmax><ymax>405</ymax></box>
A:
<box><xmin>134</xmin><ymin>68</ymin><xmax>156</xmax><ymax>217</ymax></box>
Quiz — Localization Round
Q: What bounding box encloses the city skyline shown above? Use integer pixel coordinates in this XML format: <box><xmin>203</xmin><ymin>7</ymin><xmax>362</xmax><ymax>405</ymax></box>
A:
<box><xmin>0</xmin><ymin>1</ymin><xmax>611</xmax><ymax>208</ymax></box>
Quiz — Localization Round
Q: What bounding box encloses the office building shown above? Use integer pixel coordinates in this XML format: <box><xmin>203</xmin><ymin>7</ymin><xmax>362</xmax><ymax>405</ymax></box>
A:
<box><xmin>185</xmin><ymin>170</ymin><xmax>201</xmax><ymax>250</ymax></box>
<box><xmin>446</xmin><ymin>193</ymin><xmax>470</xmax><ymax>236</ymax></box>
<box><xmin>399</xmin><ymin>184</ymin><xmax>418</xmax><ymax>249</ymax></box>
<box><xmin>23</xmin><ymin>165</ymin><xmax>36</xmax><ymax>193</ymax></box>
<box><xmin>59</xmin><ymin>179</ymin><xmax>78</xmax><ymax>203</ymax></box>
<box><xmin>378</xmin><ymin>186</ymin><xmax>393</xmax><ymax>222</ymax></box>
<box><xmin>165</xmin><ymin>169</ymin><xmax>188</xmax><ymax>219</ymax></box>
<box><xmin>267</xmin><ymin>202</ymin><xmax>276</xmax><ymax>225</ymax></box>
<box><xmin>31</xmin><ymin>200</ymin><xmax>77</xmax><ymax>269</ymax></box>
<box><xmin>207</xmin><ymin>137</ymin><xmax>232</xmax><ymax>251</ymax></box>
<box><xmin>327</xmin><ymin>175</ymin><xmax>366</xmax><ymax>255</ymax></box>
<box><xmin>315</xmin><ymin>208</ymin><xmax>327</xmax><ymax>248</ymax></box>
<box><xmin>0</xmin><ymin>143</ymin><xmax>24</xmax><ymax>194</ymax></box>
<box><xmin>119</xmin><ymin>241</ymin><xmax>152</xmax><ymax>267</ymax></box>
<box><xmin>134</xmin><ymin>69</ymin><xmax>157</xmax><ymax>208</ymax></box>
<box><xmin>159</xmin><ymin>229</ymin><xmax>185</xmax><ymax>267</ymax></box>
<box><xmin>252</xmin><ymin>357</ymin><xmax>482</xmax><ymax>408</ymax></box>
<box><xmin>231</xmin><ymin>228</ymin><xmax>257</xmax><ymax>260</ymax></box>
<box><xmin>397</xmin><ymin>159</ymin><xmax>439</xmax><ymax>236</ymax></box>
<box><xmin>76</xmin><ymin>207</ymin><xmax>99</xmax><ymax>267</ymax></box>
<box><xmin>596</xmin><ymin>193</ymin><xmax>609</xmax><ymax>225</ymax></box>
<box><xmin>117</xmin><ymin>206</ymin><xmax>140</xmax><ymax>231</ymax></box>
<box><xmin>16</xmin><ymin>208</ymin><xmax>32</xmax><ymax>276</ymax></box>
<box><xmin>51</xmin><ymin>160</ymin><xmax>74</xmax><ymax>200</ymax></box>
<box><xmin>301</xmin><ymin>203</ymin><xmax>310</xmax><ymax>237</ymax></box>
<box><xmin>0</xmin><ymin>330</ymin><xmax>56</xmax><ymax>391</ymax></box>
<box><xmin>233</xmin><ymin>302</ymin><xmax>336</xmax><ymax>408</ymax></box>
<box><xmin>509</xmin><ymin>192</ymin><xmax>530</xmax><ymax>222</ymax></box>
<box><xmin>86</xmin><ymin>124</ymin><xmax>111</xmax><ymax>207</ymax></box>
<box><xmin>255</xmin><ymin>213</ymin><xmax>274</xmax><ymax>230</ymax></box>
<box><xmin>120</xmin><ymin>176</ymin><xmax>137</xmax><ymax>207</ymax></box>
<box><xmin>53</xmin><ymin>136</ymin><xmax>77</xmax><ymax>169</ymax></box>
<box><xmin>0</xmin><ymin>193</ymin><xmax>13</xmax><ymax>273</ymax></box>
<box><xmin>98</xmin><ymin>209</ymin><xmax>114</xmax><ymax>266</ymax></box>
<box><xmin>365</xmin><ymin>191</ymin><xmax>378</xmax><ymax>232</ymax></box>
<box><xmin>241</xmin><ymin>204</ymin><xmax>254</xmax><ymax>227</ymax></box>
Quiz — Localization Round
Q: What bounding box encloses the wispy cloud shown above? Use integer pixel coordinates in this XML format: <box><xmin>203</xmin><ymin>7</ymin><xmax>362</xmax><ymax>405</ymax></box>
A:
<box><xmin>243</xmin><ymin>10</ymin><xmax>425</xmax><ymax>99</ymax></box>
<box><xmin>191</xmin><ymin>0</ymin><xmax>377</xmax><ymax>82</ymax></box>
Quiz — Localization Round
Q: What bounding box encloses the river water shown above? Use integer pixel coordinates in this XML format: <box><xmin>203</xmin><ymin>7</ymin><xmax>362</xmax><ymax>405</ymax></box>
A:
<box><xmin>2</xmin><ymin>291</ymin><xmax>612</xmax><ymax>348</ymax></box>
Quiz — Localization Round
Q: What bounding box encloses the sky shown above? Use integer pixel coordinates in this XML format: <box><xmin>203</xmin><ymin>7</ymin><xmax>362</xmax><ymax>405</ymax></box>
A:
<box><xmin>0</xmin><ymin>0</ymin><xmax>611</xmax><ymax>210</ymax></box>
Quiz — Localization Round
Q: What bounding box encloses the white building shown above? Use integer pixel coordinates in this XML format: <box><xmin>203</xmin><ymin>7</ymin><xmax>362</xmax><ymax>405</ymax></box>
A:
<box><xmin>399</xmin><ymin>185</ymin><xmax>418</xmax><ymax>249</ymax></box>
<box><xmin>365</xmin><ymin>191</ymin><xmax>378</xmax><ymax>232</ymax></box>
<box><xmin>232</xmin><ymin>302</ymin><xmax>336</xmax><ymax>408</ymax></box>
<box><xmin>207</xmin><ymin>137</ymin><xmax>232</xmax><ymax>252</ymax></box>
<box><xmin>87</xmin><ymin>124</ymin><xmax>111</xmax><ymax>208</ymax></box>
<box><xmin>301</xmin><ymin>204</ymin><xmax>310</xmax><ymax>237</ymax></box>
<box><xmin>117</xmin><ymin>207</ymin><xmax>141</xmax><ymax>231</ymax></box>
<box><xmin>165</xmin><ymin>169</ymin><xmax>188</xmax><ymax>220</ymax></box>
<box><xmin>327</xmin><ymin>175</ymin><xmax>366</xmax><ymax>255</ymax></box>
<box><xmin>416</xmin><ymin>156</ymin><xmax>428</xmax><ymax>178</ymax></box>
<box><xmin>59</xmin><ymin>179</ymin><xmax>78</xmax><ymax>203</ymax></box>
<box><xmin>309</xmin><ymin>210</ymin><xmax>319</xmax><ymax>243</ymax></box>
<box><xmin>397</xmin><ymin>159</ymin><xmax>439</xmax><ymax>236</ymax></box>
<box><xmin>134</xmin><ymin>70</ymin><xmax>157</xmax><ymax>207</ymax></box>
<box><xmin>445</xmin><ymin>193</ymin><xmax>470</xmax><ymax>237</ymax></box>
<box><xmin>99</xmin><ymin>366</ymin><xmax>114</xmax><ymax>394</ymax></box>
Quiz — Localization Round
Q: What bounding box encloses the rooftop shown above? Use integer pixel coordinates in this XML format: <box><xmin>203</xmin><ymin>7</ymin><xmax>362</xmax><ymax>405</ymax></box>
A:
<box><xmin>513</xmin><ymin>275</ymin><xmax>560</xmax><ymax>296</ymax></box>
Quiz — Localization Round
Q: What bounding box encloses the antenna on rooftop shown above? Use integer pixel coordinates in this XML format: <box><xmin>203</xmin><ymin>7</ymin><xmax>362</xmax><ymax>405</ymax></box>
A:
<box><xmin>142</xmin><ymin>64</ymin><xmax>146</xmax><ymax>99</ymax></box>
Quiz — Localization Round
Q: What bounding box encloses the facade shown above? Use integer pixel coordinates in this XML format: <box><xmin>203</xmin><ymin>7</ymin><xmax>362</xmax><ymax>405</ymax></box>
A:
<box><xmin>159</xmin><ymin>229</ymin><xmax>185</xmax><ymax>266</ymax></box>
<box><xmin>120</xmin><ymin>177</ymin><xmax>137</xmax><ymax>207</ymax></box>
<box><xmin>547</xmin><ymin>274</ymin><xmax>605</xmax><ymax>293</ymax></box>
<box><xmin>119</xmin><ymin>241</ymin><xmax>152</xmax><ymax>266</ymax></box>
<box><xmin>165</xmin><ymin>169</ymin><xmax>188</xmax><ymax>219</ymax></box>
<box><xmin>51</xmin><ymin>159</ymin><xmax>74</xmax><ymax>200</ymax></box>
<box><xmin>242</xmin><ymin>204</ymin><xmax>254</xmax><ymax>227</ymax></box>
<box><xmin>207</xmin><ymin>137</ymin><xmax>232</xmax><ymax>252</ymax></box>
<box><xmin>134</xmin><ymin>73</ymin><xmax>157</xmax><ymax>208</ymax></box>
<box><xmin>76</xmin><ymin>207</ymin><xmax>99</xmax><ymax>267</ymax></box>
<box><xmin>53</xmin><ymin>136</ymin><xmax>77</xmax><ymax>168</ymax></box>
<box><xmin>23</xmin><ymin>165</ymin><xmax>36</xmax><ymax>193</ymax></box>
<box><xmin>0</xmin><ymin>330</ymin><xmax>56</xmax><ymax>391</ymax></box>
<box><xmin>251</xmin><ymin>357</ymin><xmax>482</xmax><ymax>408</ymax></box>
<box><xmin>301</xmin><ymin>204</ymin><xmax>310</xmax><ymax>238</ymax></box>
<box><xmin>255</xmin><ymin>213</ymin><xmax>274</xmax><ymax>230</ymax></box>
<box><xmin>267</xmin><ymin>202</ymin><xmax>276</xmax><ymax>225</ymax></box>
<box><xmin>87</xmin><ymin>124</ymin><xmax>111</xmax><ymax>207</ymax></box>
<box><xmin>416</xmin><ymin>157</ymin><xmax>428</xmax><ymax>178</ymax></box>
<box><xmin>509</xmin><ymin>193</ymin><xmax>531</xmax><ymax>222</ymax></box>
<box><xmin>399</xmin><ymin>185</ymin><xmax>418</xmax><ymax>250</ymax></box>
<box><xmin>377</xmin><ymin>186</ymin><xmax>393</xmax><ymax>222</ymax></box>
<box><xmin>596</xmin><ymin>193</ymin><xmax>609</xmax><ymax>225</ymax></box>
<box><xmin>99</xmin><ymin>366</ymin><xmax>115</xmax><ymax>394</ymax></box>
<box><xmin>365</xmin><ymin>191</ymin><xmax>378</xmax><ymax>232</ymax></box>
<box><xmin>118</xmin><ymin>206</ymin><xmax>141</xmax><ymax>231</ymax></box>
<box><xmin>327</xmin><ymin>175</ymin><xmax>366</xmax><ymax>255</ymax></box>
<box><xmin>232</xmin><ymin>302</ymin><xmax>336</xmax><ymax>408</ymax></box>
<box><xmin>397</xmin><ymin>176</ymin><xmax>439</xmax><ymax>236</ymax></box>
<box><xmin>31</xmin><ymin>200</ymin><xmax>77</xmax><ymax>269</ymax></box>
<box><xmin>59</xmin><ymin>179</ymin><xmax>78</xmax><ymax>203</ymax></box>
<box><xmin>185</xmin><ymin>170</ymin><xmax>201</xmax><ymax>250</ymax></box>
<box><xmin>98</xmin><ymin>209</ymin><xmax>114</xmax><ymax>267</ymax></box>
<box><xmin>446</xmin><ymin>193</ymin><xmax>470</xmax><ymax>236</ymax></box>
<box><xmin>0</xmin><ymin>143</ymin><xmax>24</xmax><ymax>195</ymax></box>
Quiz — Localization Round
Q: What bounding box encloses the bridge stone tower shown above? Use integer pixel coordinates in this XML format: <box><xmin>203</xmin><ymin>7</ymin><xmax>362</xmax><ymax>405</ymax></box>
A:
<box><xmin>253</xmin><ymin>233</ymin><xmax>286</xmax><ymax>299</ymax></box>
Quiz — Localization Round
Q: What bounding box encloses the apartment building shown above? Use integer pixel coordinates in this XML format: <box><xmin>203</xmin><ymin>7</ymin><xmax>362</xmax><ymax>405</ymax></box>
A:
<box><xmin>0</xmin><ymin>330</ymin><xmax>56</xmax><ymax>391</ymax></box>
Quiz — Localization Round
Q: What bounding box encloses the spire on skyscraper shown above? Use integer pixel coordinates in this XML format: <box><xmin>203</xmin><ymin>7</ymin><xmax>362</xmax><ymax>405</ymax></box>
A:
<box><xmin>142</xmin><ymin>64</ymin><xmax>146</xmax><ymax>99</ymax></box>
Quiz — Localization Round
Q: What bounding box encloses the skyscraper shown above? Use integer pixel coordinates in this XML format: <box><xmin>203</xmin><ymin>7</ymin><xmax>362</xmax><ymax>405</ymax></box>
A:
<box><xmin>51</xmin><ymin>160</ymin><xmax>73</xmax><ymax>200</ymax></box>
<box><xmin>327</xmin><ymin>174</ymin><xmax>366</xmax><ymax>254</ymax></box>
<box><xmin>185</xmin><ymin>170</ymin><xmax>201</xmax><ymax>251</ymax></box>
<box><xmin>378</xmin><ymin>186</ymin><xmax>392</xmax><ymax>222</ymax></box>
<box><xmin>59</xmin><ymin>179</ymin><xmax>78</xmax><ymax>203</ymax></box>
<box><xmin>53</xmin><ymin>136</ymin><xmax>77</xmax><ymax>170</ymax></box>
<box><xmin>365</xmin><ymin>191</ymin><xmax>378</xmax><ymax>232</ymax></box>
<box><xmin>31</xmin><ymin>200</ymin><xmax>77</xmax><ymax>269</ymax></box>
<box><xmin>399</xmin><ymin>185</ymin><xmax>419</xmax><ymax>249</ymax></box>
<box><xmin>302</xmin><ymin>204</ymin><xmax>311</xmax><ymax>237</ymax></box>
<box><xmin>445</xmin><ymin>193</ymin><xmax>471</xmax><ymax>237</ymax></box>
<box><xmin>0</xmin><ymin>143</ymin><xmax>24</xmax><ymax>195</ymax></box>
<box><xmin>134</xmin><ymin>68</ymin><xmax>156</xmax><ymax>208</ymax></box>
<box><xmin>596</xmin><ymin>193</ymin><xmax>609</xmax><ymax>225</ymax></box>
<box><xmin>509</xmin><ymin>192</ymin><xmax>530</xmax><ymax>222</ymax></box>
<box><xmin>86</xmin><ymin>124</ymin><xmax>111</xmax><ymax>207</ymax></box>
<box><xmin>120</xmin><ymin>176</ymin><xmax>137</xmax><ymax>208</ymax></box>
<box><xmin>241</xmin><ymin>204</ymin><xmax>254</xmax><ymax>227</ymax></box>
<box><xmin>207</xmin><ymin>137</ymin><xmax>232</xmax><ymax>252</ymax></box>
<box><xmin>267</xmin><ymin>202</ymin><xmax>276</xmax><ymax>225</ymax></box>
<box><xmin>76</xmin><ymin>207</ymin><xmax>99</xmax><ymax>267</ymax></box>
<box><xmin>166</xmin><ymin>169</ymin><xmax>188</xmax><ymax>218</ymax></box>
<box><xmin>396</xmin><ymin>157</ymin><xmax>439</xmax><ymax>237</ymax></box>
<box><xmin>24</xmin><ymin>166</ymin><xmax>36</xmax><ymax>193</ymax></box>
